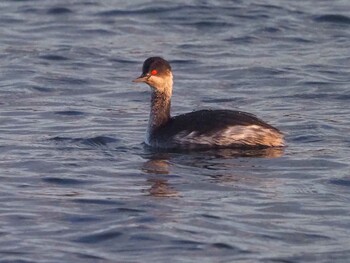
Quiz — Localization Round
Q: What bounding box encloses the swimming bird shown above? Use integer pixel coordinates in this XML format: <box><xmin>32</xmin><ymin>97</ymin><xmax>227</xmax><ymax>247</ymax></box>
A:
<box><xmin>133</xmin><ymin>57</ymin><xmax>284</xmax><ymax>149</ymax></box>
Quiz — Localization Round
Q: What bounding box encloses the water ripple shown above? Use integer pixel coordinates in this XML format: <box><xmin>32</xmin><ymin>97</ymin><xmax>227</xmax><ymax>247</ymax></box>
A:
<box><xmin>74</xmin><ymin>230</ymin><xmax>123</xmax><ymax>244</ymax></box>
<box><xmin>329</xmin><ymin>178</ymin><xmax>350</xmax><ymax>187</ymax></box>
<box><xmin>50</xmin><ymin>136</ymin><xmax>120</xmax><ymax>148</ymax></box>
<box><xmin>54</xmin><ymin>110</ymin><xmax>85</xmax><ymax>116</ymax></box>
<box><xmin>42</xmin><ymin>177</ymin><xmax>85</xmax><ymax>186</ymax></box>
<box><xmin>47</xmin><ymin>7</ymin><xmax>73</xmax><ymax>15</ymax></box>
<box><xmin>39</xmin><ymin>54</ymin><xmax>70</xmax><ymax>61</ymax></box>
<box><xmin>314</xmin><ymin>14</ymin><xmax>350</xmax><ymax>24</ymax></box>
<box><xmin>97</xmin><ymin>6</ymin><xmax>185</xmax><ymax>16</ymax></box>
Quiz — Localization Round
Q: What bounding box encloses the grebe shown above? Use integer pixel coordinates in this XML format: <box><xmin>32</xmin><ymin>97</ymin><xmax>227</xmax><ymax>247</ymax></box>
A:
<box><xmin>133</xmin><ymin>57</ymin><xmax>284</xmax><ymax>149</ymax></box>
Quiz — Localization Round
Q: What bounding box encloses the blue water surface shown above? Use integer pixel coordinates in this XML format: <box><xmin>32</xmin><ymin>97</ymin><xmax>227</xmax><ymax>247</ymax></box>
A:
<box><xmin>1</xmin><ymin>0</ymin><xmax>350</xmax><ymax>262</ymax></box>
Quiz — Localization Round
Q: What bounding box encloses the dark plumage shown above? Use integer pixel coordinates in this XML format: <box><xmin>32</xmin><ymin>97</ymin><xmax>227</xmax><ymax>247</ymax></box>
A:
<box><xmin>142</xmin><ymin>57</ymin><xmax>171</xmax><ymax>76</ymax></box>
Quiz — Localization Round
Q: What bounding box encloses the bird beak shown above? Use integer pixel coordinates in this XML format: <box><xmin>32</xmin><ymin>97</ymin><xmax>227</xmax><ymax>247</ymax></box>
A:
<box><xmin>133</xmin><ymin>73</ymin><xmax>149</xmax><ymax>83</ymax></box>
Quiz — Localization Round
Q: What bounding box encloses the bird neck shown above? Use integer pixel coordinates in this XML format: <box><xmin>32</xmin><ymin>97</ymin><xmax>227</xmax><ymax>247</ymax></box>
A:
<box><xmin>148</xmin><ymin>88</ymin><xmax>171</xmax><ymax>132</ymax></box>
<box><xmin>146</xmin><ymin>73</ymin><xmax>173</xmax><ymax>145</ymax></box>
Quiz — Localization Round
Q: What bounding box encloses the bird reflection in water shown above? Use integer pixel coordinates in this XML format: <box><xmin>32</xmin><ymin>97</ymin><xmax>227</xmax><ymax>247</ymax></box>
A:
<box><xmin>142</xmin><ymin>157</ymin><xmax>179</xmax><ymax>197</ymax></box>
<box><xmin>141</xmin><ymin>147</ymin><xmax>284</xmax><ymax>197</ymax></box>
<box><xmin>201</xmin><ymin>147</ymin><xmax>285</xmax><ymax>159</ymax></box>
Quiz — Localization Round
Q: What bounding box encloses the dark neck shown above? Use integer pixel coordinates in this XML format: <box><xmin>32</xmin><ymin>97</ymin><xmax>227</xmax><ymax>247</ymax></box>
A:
<box><xmin>148</xmin><ymin>90</ymin><xmax>171</xmax><ymax>131</ymax></box>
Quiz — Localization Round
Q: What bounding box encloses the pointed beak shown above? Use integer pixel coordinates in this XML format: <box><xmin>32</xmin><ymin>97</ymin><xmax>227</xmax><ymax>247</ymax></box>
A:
<box><xmin>132</xmin><ymin>73</ymin><xmax>149</xmax><ymax>83</ymax></box>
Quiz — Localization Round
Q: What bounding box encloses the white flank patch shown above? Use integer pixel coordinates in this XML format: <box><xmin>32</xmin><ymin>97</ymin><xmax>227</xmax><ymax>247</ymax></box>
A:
<box><xmin>173</xmin><ymin>125</ymin><xmax>283</xmax><ymax>147</ymax></box>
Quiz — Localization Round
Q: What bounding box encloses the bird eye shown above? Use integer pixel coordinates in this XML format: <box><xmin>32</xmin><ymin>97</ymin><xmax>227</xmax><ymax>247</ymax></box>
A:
<box><xmin>151</xmin><ymin>69</ymin><xmax>158</xmax><ymax>75</ymax></box>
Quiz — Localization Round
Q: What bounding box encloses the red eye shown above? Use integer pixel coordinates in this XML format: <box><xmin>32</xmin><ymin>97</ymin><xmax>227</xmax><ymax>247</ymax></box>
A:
<box><xmin>151</xmin><ymin>69</ymin><xmax>158</xmax><ymax>75</ymax></box>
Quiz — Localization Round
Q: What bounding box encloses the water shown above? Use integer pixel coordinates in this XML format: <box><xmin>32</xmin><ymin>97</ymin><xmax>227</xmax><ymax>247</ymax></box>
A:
<box><xmin>1</xmin><ymin>0</ymin><xmax>350</xmax><ymax>262</ymax></box>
